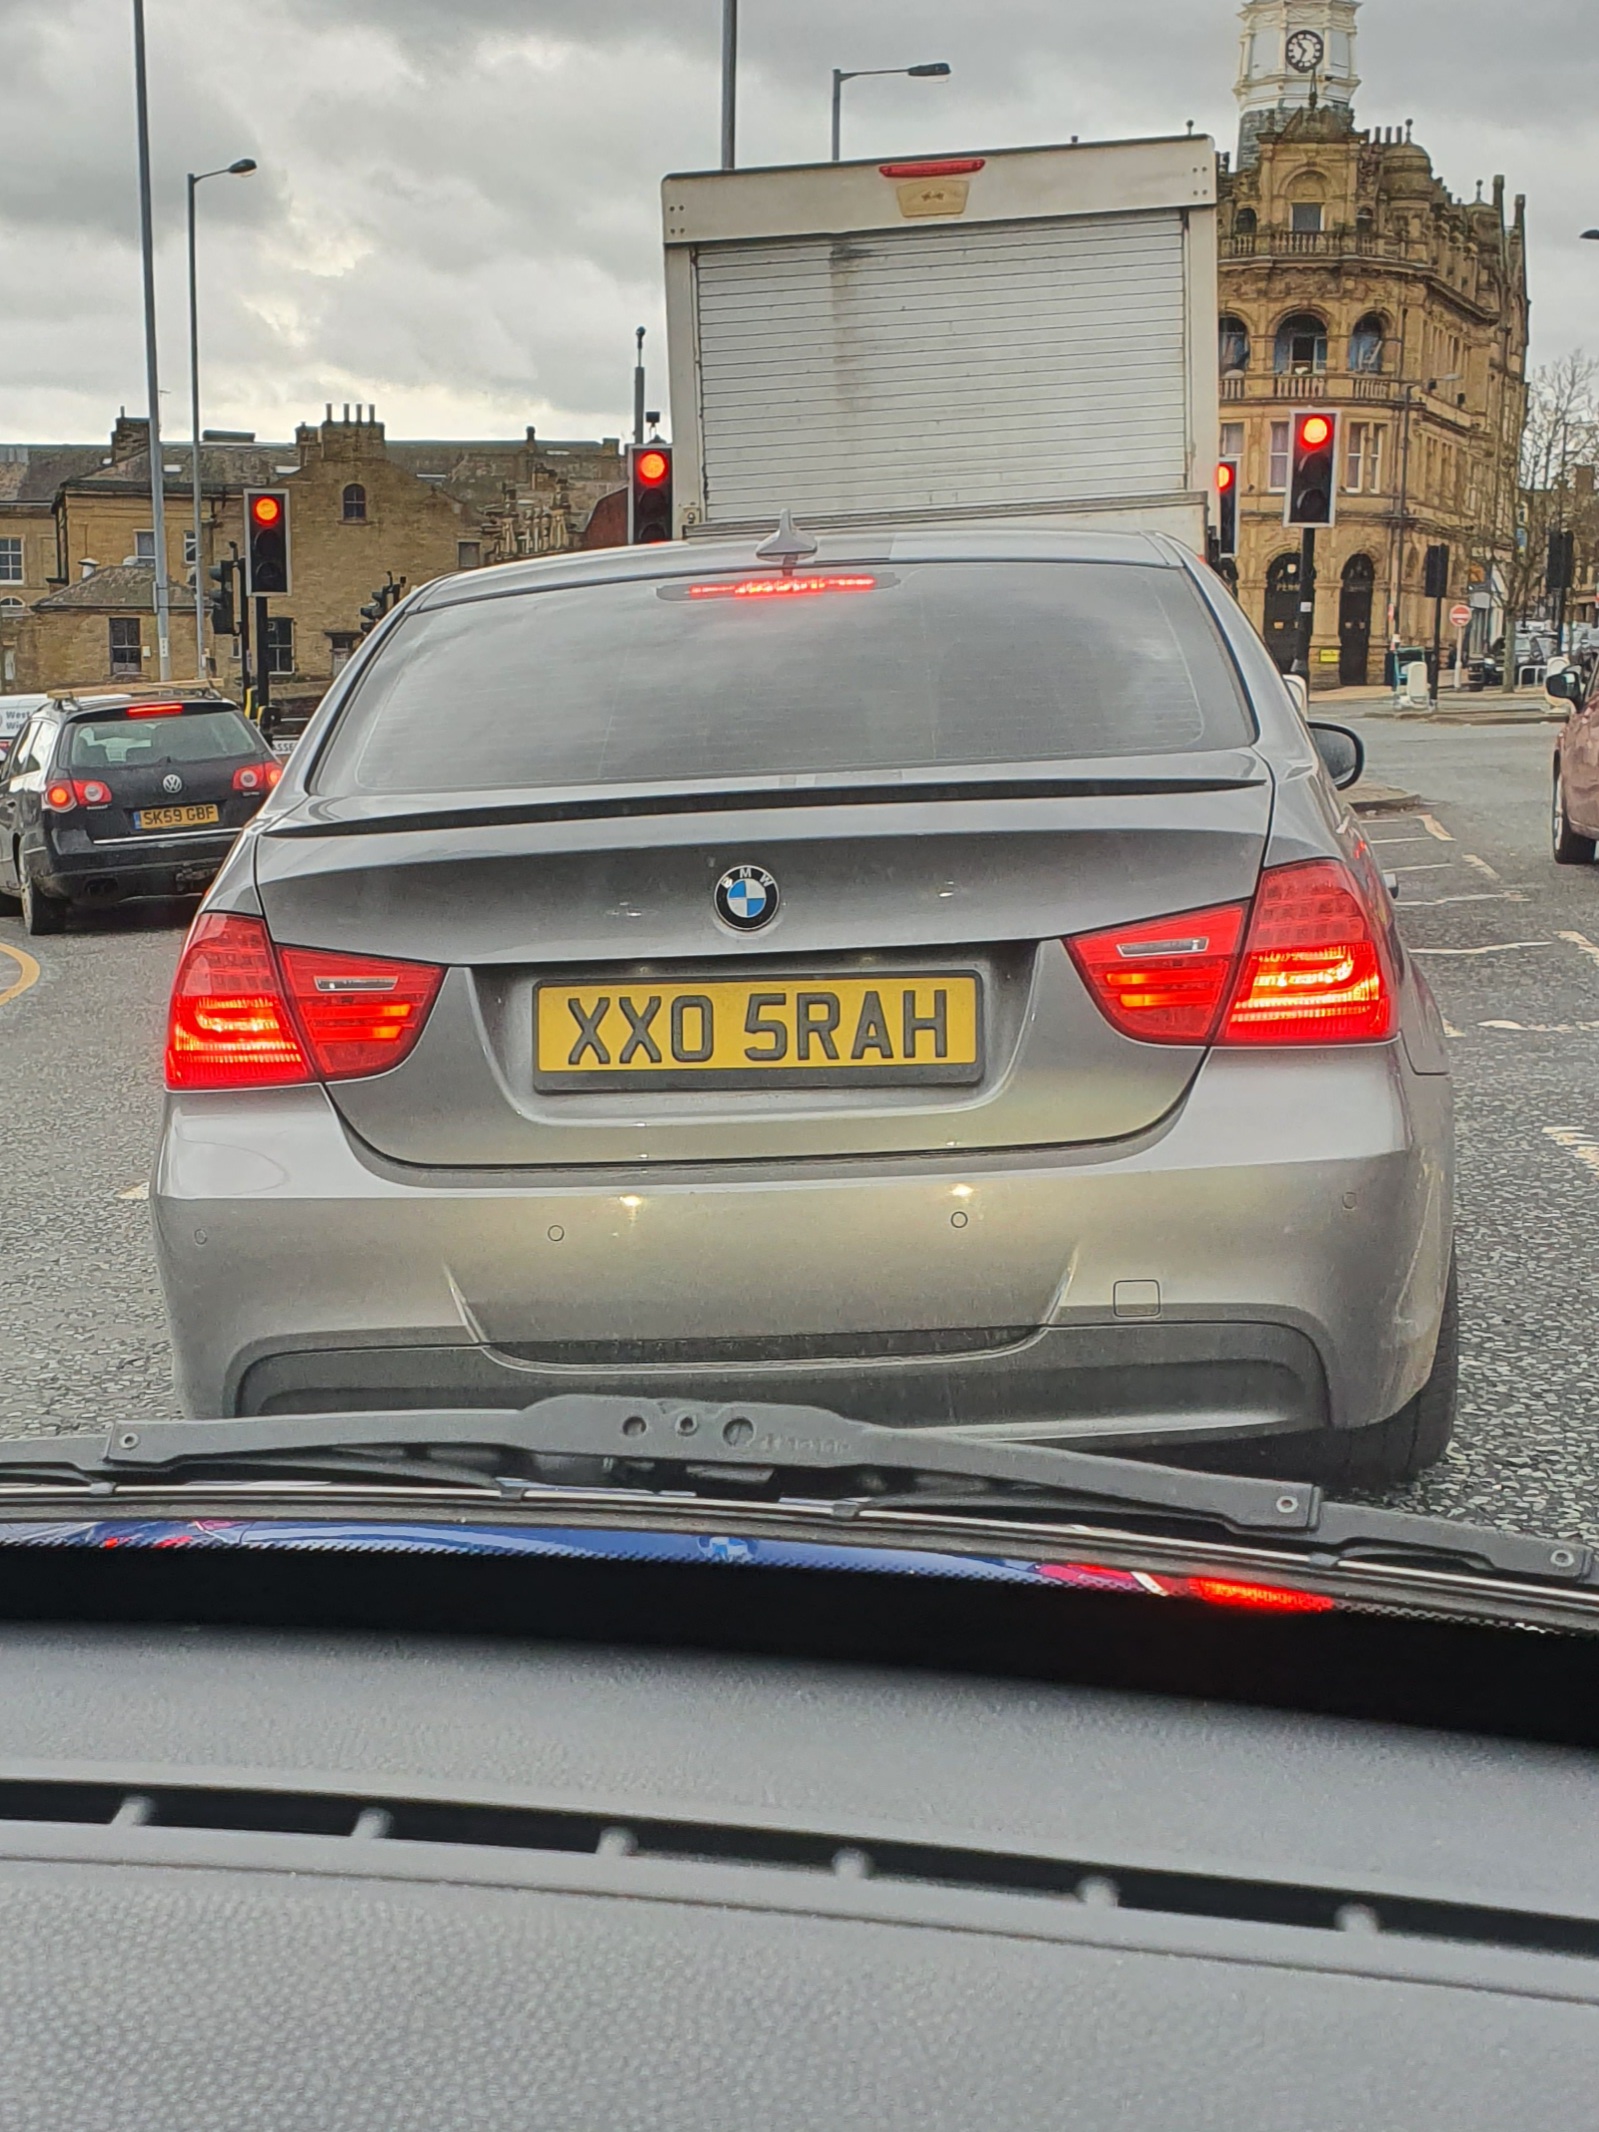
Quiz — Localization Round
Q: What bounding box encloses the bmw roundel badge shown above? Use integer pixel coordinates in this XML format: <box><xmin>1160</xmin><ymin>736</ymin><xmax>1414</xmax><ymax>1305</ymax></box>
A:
<box><xmin>714</xmin><ymin>864</ymin><xmax>779</xmax><ymax>932</ymax></box>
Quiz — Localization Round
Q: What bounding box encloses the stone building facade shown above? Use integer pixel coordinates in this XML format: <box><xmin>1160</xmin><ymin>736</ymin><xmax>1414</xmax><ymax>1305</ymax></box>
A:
<box><xmin>0</xmin><ymin>410</ymin><xmax>627</xmax><ymax>701</ymax></box>
<box><xmin>1217</xmin><ymin>0</ymin><xmax>1529</xmax><ymax>686</ymax></box>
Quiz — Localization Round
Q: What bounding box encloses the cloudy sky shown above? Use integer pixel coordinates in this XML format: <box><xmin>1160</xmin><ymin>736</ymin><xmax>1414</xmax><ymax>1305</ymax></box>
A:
<box><xmin>0</xmin><ymin>0</ymin><xmax>1593</xmax><ymax>445</ymax></box>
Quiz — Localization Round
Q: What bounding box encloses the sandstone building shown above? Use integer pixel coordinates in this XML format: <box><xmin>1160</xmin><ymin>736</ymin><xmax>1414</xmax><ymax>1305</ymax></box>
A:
<box><xmin>0</xmin><ymin>410</ymin><xmax>627</xmax><ymax>701</ymax></box>
<box><xmin>1219</xmin><ymin>1</ymin><xmax>1528</xmax><ymax>685</ymax></box>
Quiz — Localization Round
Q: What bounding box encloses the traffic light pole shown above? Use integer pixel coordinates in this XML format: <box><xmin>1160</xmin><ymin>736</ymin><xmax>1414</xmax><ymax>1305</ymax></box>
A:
<box><xmin>1431</xmin><ymin>593</ymin><xmax>1444</xmax><ymax>708</ymax></box>
<box><xmin>1295</xmin><ymin>527</ymin><xmax>1317</xmax><ymax>682</ymax></box>
<box><xmin>237</xmin><ymin>568</ymin><xmax>253</xmax><ymax>707</ymax></box>
<box><xmin>255</xmin><ymin>597</ymin><xmax>271</xmax><ymax>719</ymax></box>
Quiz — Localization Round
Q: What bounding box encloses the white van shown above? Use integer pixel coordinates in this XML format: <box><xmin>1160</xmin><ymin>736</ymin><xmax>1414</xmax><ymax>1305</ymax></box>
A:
<box><xmin>0</xmin><ymin>694</ymin><xmax>49</xmax><ymax>766</ymax></box>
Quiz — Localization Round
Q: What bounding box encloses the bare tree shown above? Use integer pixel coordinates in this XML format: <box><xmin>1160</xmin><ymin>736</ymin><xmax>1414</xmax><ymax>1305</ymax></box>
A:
<box><xmin>1506</xmin><ymin>352</ymin><xmax>1599</xmax><ymax>631</ymax></box>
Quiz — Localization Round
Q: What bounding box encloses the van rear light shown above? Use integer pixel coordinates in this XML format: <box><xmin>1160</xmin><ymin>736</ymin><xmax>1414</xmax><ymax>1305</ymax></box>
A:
<box><xmin>1067</xmin><ymin>901</ymin><xmax>1249</xmax><ymax>1044</ymax></box>
<box><xmin>277</xmin><ymin>944</ymin><xmax>444</xmax><ymax>1080</ymax></box>
<box><xmin>1220</xmin><ymin>858</ymin><xmax>1394</xmax><ymax>1045</ymax></box>
<box><xmin>166</xmin><ymin>920</ymin><xmax>445</xmax><ymax>1089</ymax></box>
<box><xmin>165</xmin><ymin>913</ymin><xmax>312</xmax><ymax>1090</ymax></box>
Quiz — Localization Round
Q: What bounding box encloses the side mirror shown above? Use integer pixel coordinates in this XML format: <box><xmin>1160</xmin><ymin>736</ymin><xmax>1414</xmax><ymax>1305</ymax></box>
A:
<box><xmin>1546</xmin><ymin>666</ymin><xmax>1584</xmax><ymax>705</ymax></box>
<box><xmin>1308</xmin><ymin>720</ymin><xmax>1365</xmax><ymax>792</ymax></box>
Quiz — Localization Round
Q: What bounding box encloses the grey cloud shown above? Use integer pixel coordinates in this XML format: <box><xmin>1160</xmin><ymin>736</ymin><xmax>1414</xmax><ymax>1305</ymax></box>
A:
<box><xmin>0</xmin><ymin>0</ymin><xmax>1594</xmax><ymax>443</ymax></box>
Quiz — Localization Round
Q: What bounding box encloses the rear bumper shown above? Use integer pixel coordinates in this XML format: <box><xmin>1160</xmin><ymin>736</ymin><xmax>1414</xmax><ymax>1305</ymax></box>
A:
<box><xmin>38</xmin><ymin>827</ymin><xmax>237</xmax><ymax>900</ymax></box>
<box><xmin>153</xmin><ymin>1046</ymin><xmax>1453</xmax><ymax>1437</ymax></box>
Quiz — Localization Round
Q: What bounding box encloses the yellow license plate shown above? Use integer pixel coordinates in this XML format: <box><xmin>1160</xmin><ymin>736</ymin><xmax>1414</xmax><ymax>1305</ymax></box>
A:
<box><xmin>535</xmin><ymin>975</ymin><xmax>982</xmax><ymax>1090</ymax></box>
<box><xmin>135</xmin><ymin>803</ymin><xmax>220</xmax><ymax>830</ymax></box>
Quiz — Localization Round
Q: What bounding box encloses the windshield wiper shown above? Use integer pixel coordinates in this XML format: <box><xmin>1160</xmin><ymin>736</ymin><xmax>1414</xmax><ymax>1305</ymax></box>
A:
<box><xmin>0</xmin><ymin>1397</ymin><xmax>1587</xmax><ymax>1588</ymax></box>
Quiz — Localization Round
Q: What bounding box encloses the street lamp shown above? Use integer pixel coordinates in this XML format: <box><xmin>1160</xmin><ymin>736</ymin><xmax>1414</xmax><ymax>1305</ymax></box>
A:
<box><xmin>187</xmin><ymin>157</ymin><xmax>256</xmax><ymax>682</ymax></box>
<box><xmin>831</xmin><ymin>62</ymin><xmax>951</xmax><ymax>163</ymax></box>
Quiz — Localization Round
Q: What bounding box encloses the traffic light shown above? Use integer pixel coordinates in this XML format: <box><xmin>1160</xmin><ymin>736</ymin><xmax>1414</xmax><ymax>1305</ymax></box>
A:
<box><xmin>1547</xmin><ymin>528</ymin><xmax>1576</xmax><ymax>595</ymax></box>
<box><xmin>208</xmin><ymin>559</ymin><xmax>237</xmax><ymax>637</ymax></box>
<box><xmin>628</xmin><ymin>442</ymin><xmax>673</xmax><ymax>545</ymax></box>
<box><xmin>1216</xmin><ymin>459</ymin><xmax>1239</xmax><ymax>559</ymax></box>
<box><xmin>1285</xmin><ymin>410</ymin><xmax>1338</xmax><ymax>528</ymax></box>
<box><xmin>1423</xmin><ymin>543</ymin><xmax>1451</xmax><ymax>600</ymax></box>
<box><xmin>358</xmin><ymin>576</ymin><xmax>406</xmax><ymax>635</ymax></box>
<box><xmin>244</xmin><ymin>490</ymin><xmax>290</xmax><ymax>596</ymax></box>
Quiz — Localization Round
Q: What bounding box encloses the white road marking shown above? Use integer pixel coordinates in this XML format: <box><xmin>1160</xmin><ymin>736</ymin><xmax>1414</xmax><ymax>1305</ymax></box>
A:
<box><xmin>1419</xmin><ymin>813</ymin><xmax>1455</xmax><ymax>842</ymax></box>
<box><xmin>1366</xmin><ymin>835</ymin><xmax>1437</xmax><ymax>848</ymax></box>
<box><xmin>1462</xmin><ymin>854</ymin><xmax>1502</xmax><ymax>881</ymax></box>
<box><xmin>116</xmin><ymin>1183</ymin><xmax>149</xmax><ymax>1202</ymax></box>
<box><xmin>1544</xmin><ymin>1126</ymin><xmax>1599</xmax><ymax>1182</ymax></box>
<box><xmin>1403</xmin><ymin>891</ymin><xmax>1528</xmax><ymax>906</ymax></box>
<box><xmin>1391</xmin><ymin>862</ymin><xmax>1456</xmax><ymax>873</ymax></box>
<box><xmin>1411</xmin><ymin>941</ymin><xmax>1551</xmax><ymax>955</ymax></box>
<box><xmin>1442</xmin><ymin>1020</ymin><xmax>1465</xmax><ymax>1038</ymax></box>
<box><xmin>1558</xmin><ymin>930</ymin><xmax>1599</xmax><ymax>970</ymax></box>
<box><xmin>1482</xmin><ymin>1020</ymin><xmax>1599</xmax><ymax>1034</ymax></box>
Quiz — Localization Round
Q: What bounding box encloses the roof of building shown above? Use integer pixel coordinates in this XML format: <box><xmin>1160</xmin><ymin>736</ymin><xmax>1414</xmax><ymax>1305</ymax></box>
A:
<box><xmin>0</xmin><ymin>447</ymin><xmax>111</xmax><ymax>506</ymax></box>
<box><xmin>33</xmin><ymin>563</ymin><xmax>190</xmax><ymax>612</ymax></box>
<box><xmin>69</xmin><ymin>443</ymin><xmax>299</xmax><ymax>498</ymax></box>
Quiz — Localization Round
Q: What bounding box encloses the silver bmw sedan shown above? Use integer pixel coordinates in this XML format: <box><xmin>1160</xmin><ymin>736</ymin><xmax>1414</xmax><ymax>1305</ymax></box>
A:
<box><xmin>153</xmin><ymin>527</ymin><xmax>1454</xmax><ymax>1489</ymax></box>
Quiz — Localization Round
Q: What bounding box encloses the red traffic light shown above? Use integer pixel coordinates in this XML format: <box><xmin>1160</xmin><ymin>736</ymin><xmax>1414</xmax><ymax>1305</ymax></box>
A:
<box><xmin>250</xmin><ymin>493</ymin><xmax>283</xmax><ymax>528</ymax></box>
<box><xmin>636</xmin><ymin>449</ymin><xmax>670</xmax><ymax>487</ymax></box>
<box><xmin>1298</xmin><ymin>414</ymin><xmax>1333</xmax><ymax>450</ymax></box>
<box><xmin>1216</xmin><ymin>461</ymin><xmax>1236</xmax><ymax>492</ymax></box>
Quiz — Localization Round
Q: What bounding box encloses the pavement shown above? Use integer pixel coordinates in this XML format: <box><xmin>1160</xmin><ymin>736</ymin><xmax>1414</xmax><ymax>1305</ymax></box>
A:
<box><xmin>4</xmin><ymin>718</ymin><xmax>1599</xmax><ymax>1544</ymax></box>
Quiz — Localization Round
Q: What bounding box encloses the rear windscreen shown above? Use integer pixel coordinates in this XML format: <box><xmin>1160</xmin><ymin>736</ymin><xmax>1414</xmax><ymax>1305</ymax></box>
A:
<box><xmin>64</xmin><ymin>710</ymin><xmax>260</xmax><ymax>770</ymax></box>
<box><xmin>316</xmin><ymin>561</ymin><xmax>1253</xmax><ymax>796</ymax></box>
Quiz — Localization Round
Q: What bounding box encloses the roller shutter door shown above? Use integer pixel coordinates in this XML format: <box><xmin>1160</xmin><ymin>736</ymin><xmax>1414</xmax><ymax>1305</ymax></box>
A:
<box><xmin>694</xmin><ymin>210</ymin><xmax>1191</xmax><ymax>520</ymax></box>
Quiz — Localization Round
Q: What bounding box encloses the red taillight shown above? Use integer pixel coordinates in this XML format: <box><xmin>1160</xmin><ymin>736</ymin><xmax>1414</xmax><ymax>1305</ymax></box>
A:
<box><xmin>232</xmin><ymin>762</ymin><xmax>282</xmax><ymax>794</ymax></box>
<box><xmin>1185</xmin><ymin>1577</ymin><xmax>1336</xmax><ymax>1614</ymax></box>
<box><xmin>1067</xmin><ymin>901</ymin><xmax>1249</xmax><ymax>1044</ymax></box>
<box><xmin>878</xmin><ymin>158</ymin><xmax>985</xmax><ymax>178</ymax></box>
<box><xmin>1220</xmin><ymin>858</ymin><xmax>1394</xmax><ymax>1045</ymax></box>
<box><xmin>44</xmin><ymin>781</ymin><xmax>75</xmax><ymax>812</ymax></box>
<box><xmin>75</xmin><ymin>779</ymin><xmax>113</xmax><ymax>807</ymax></box>
<box><xmin>277</xmin><ymin>944</ymin><xmax>444</xmax><ymax>1081</ymax></box>
<box><xmin>686</xmin><ymin>576</ymin><xmax>878</xmax><ymax>601</ymax></box>
<box><xmin>1069</xmin><ymin>859</ymin><xmax>1394</xmax><ymax>1049</ymax></box>
<box><xmin>166</xmin><ymin>913</ymin><xmax>312</xmax><ymax>1090</ymax></box>
<box><xmin>165</xmin><ymin>917</ymin><xmax>443</xmax><ymax>1090</ymax></box>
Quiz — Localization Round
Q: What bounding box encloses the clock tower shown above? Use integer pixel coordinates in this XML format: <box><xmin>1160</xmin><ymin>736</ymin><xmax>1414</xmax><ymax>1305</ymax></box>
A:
<box><xmin>1235</xmin><ymin>1</ymin><xmax>1360</xmax><ymax>168</ymax></box>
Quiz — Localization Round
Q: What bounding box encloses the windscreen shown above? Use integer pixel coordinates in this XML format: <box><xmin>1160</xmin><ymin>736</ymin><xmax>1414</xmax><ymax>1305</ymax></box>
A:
<box><xmin>316</xmin><ymin>561</ymin><xmax>1253</xmax><ymax>795</ymax></box>
<box><xmin>64</xmin><ymin>710</ymin><xmax>260</xmax><ymax>769</ymax></box>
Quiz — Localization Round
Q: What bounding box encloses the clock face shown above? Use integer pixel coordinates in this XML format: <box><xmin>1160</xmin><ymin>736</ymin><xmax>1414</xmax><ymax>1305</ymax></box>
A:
<box><xmin>1286</xmin><ymin>28</ymin><xmax>1326</xmax><ymax>72</ymax></box>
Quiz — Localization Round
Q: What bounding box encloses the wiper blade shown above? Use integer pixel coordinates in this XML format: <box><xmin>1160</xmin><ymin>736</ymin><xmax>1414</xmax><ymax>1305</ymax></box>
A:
<box><xmin>0</xmin><ymin>1397</ymin><xmax>1316</xmax><ymax>1536</ymax></box>
<box><xmin>0</xmin><ymin>1398</ymin><xmax>1589</xmax><ymax>1589</ymax></box>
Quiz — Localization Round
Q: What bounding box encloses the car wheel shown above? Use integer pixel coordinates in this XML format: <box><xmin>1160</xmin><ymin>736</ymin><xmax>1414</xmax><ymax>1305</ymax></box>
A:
<box><xmin>1553</xmin><ymin>767</ymin><xmax>1596</xmax><ymax>864</ymax></box>
<box><xmin>19</xmin><ymin>865</ymin><xmax>67</xmax><ymax>936</ymax></box>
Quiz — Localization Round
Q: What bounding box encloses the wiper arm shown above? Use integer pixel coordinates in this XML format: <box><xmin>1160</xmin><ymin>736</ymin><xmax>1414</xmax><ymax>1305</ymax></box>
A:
<box><xmin>0</xmin><ymin>1397</ymin><xmax>1587</xmax><ymax>1587</ymax></box>
<box><xmin>0</xmin><ymin>1396</ymin><xmax>1314</xmax><ymax>1536</ymax></box>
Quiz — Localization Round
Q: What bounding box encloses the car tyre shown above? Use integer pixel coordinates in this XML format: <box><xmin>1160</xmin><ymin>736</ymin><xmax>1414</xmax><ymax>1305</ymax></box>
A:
<box><xmin>1316</xmin><ymin>1254</ymin><xmax>1459</xmax><ymax>1492</ymax></box>
<box><xmin>1553</xmin><ymin>766</ymin><xmax>1596</xmax><ymax>864</ymax></box>
<box><xmin>20</xmin><ymin>865</ymin><xmax>67</xmax><ymax>936</ymax></box>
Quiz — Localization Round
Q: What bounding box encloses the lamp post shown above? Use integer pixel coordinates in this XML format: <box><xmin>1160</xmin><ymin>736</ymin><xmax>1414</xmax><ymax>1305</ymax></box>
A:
<box><xmin>721</xmin><ymin>0</ymin><xmax>737</xmax><ymax>169</ymax></box>
<box><xmin>831</xmin><ymin>62</ymin><xmax>951</xmax><ymax>162</ymax></box>
<box><xmin>188</xmin><ymin>158</ymin><xmax>256</xmax><ymax>682</ymax></box>
<box><xmin>131</xmin><ymin>0</ymin><xmax>171</xmax><ymax>682</ymax></box>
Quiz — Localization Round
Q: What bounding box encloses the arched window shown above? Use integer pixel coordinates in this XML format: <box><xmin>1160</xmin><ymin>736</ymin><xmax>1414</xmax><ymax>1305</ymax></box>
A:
<box><xmin>1219</xmin><ymin>315</ymin><xmax>1251</xmax><ymax>374</ymax></box>
<box><xmin>1349</xmin><ymin>314</ymin><xmax>1386</xmax><ymax>373</ymax></box>
<box><xmin>342</xmin><ymin>483</ymin><xmax>368</xmax><ymax>523</ymax></box>
<box><xmin>1234</xmin><ymin>206</ymin><xmax>1257</xmax><ymax>238</ymax></box>
<box><xmin>1274</xmin><ymin>312</ymin><xmax>1328</xmax><ymax>375</ymax></box>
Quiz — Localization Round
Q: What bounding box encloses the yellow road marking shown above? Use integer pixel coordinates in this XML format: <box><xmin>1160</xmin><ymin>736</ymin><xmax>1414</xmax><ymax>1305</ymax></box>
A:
<box><xmin>0</xmin><ymin>942</ymin><xmax>41</xmax><ymax>1008</ymax></box>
